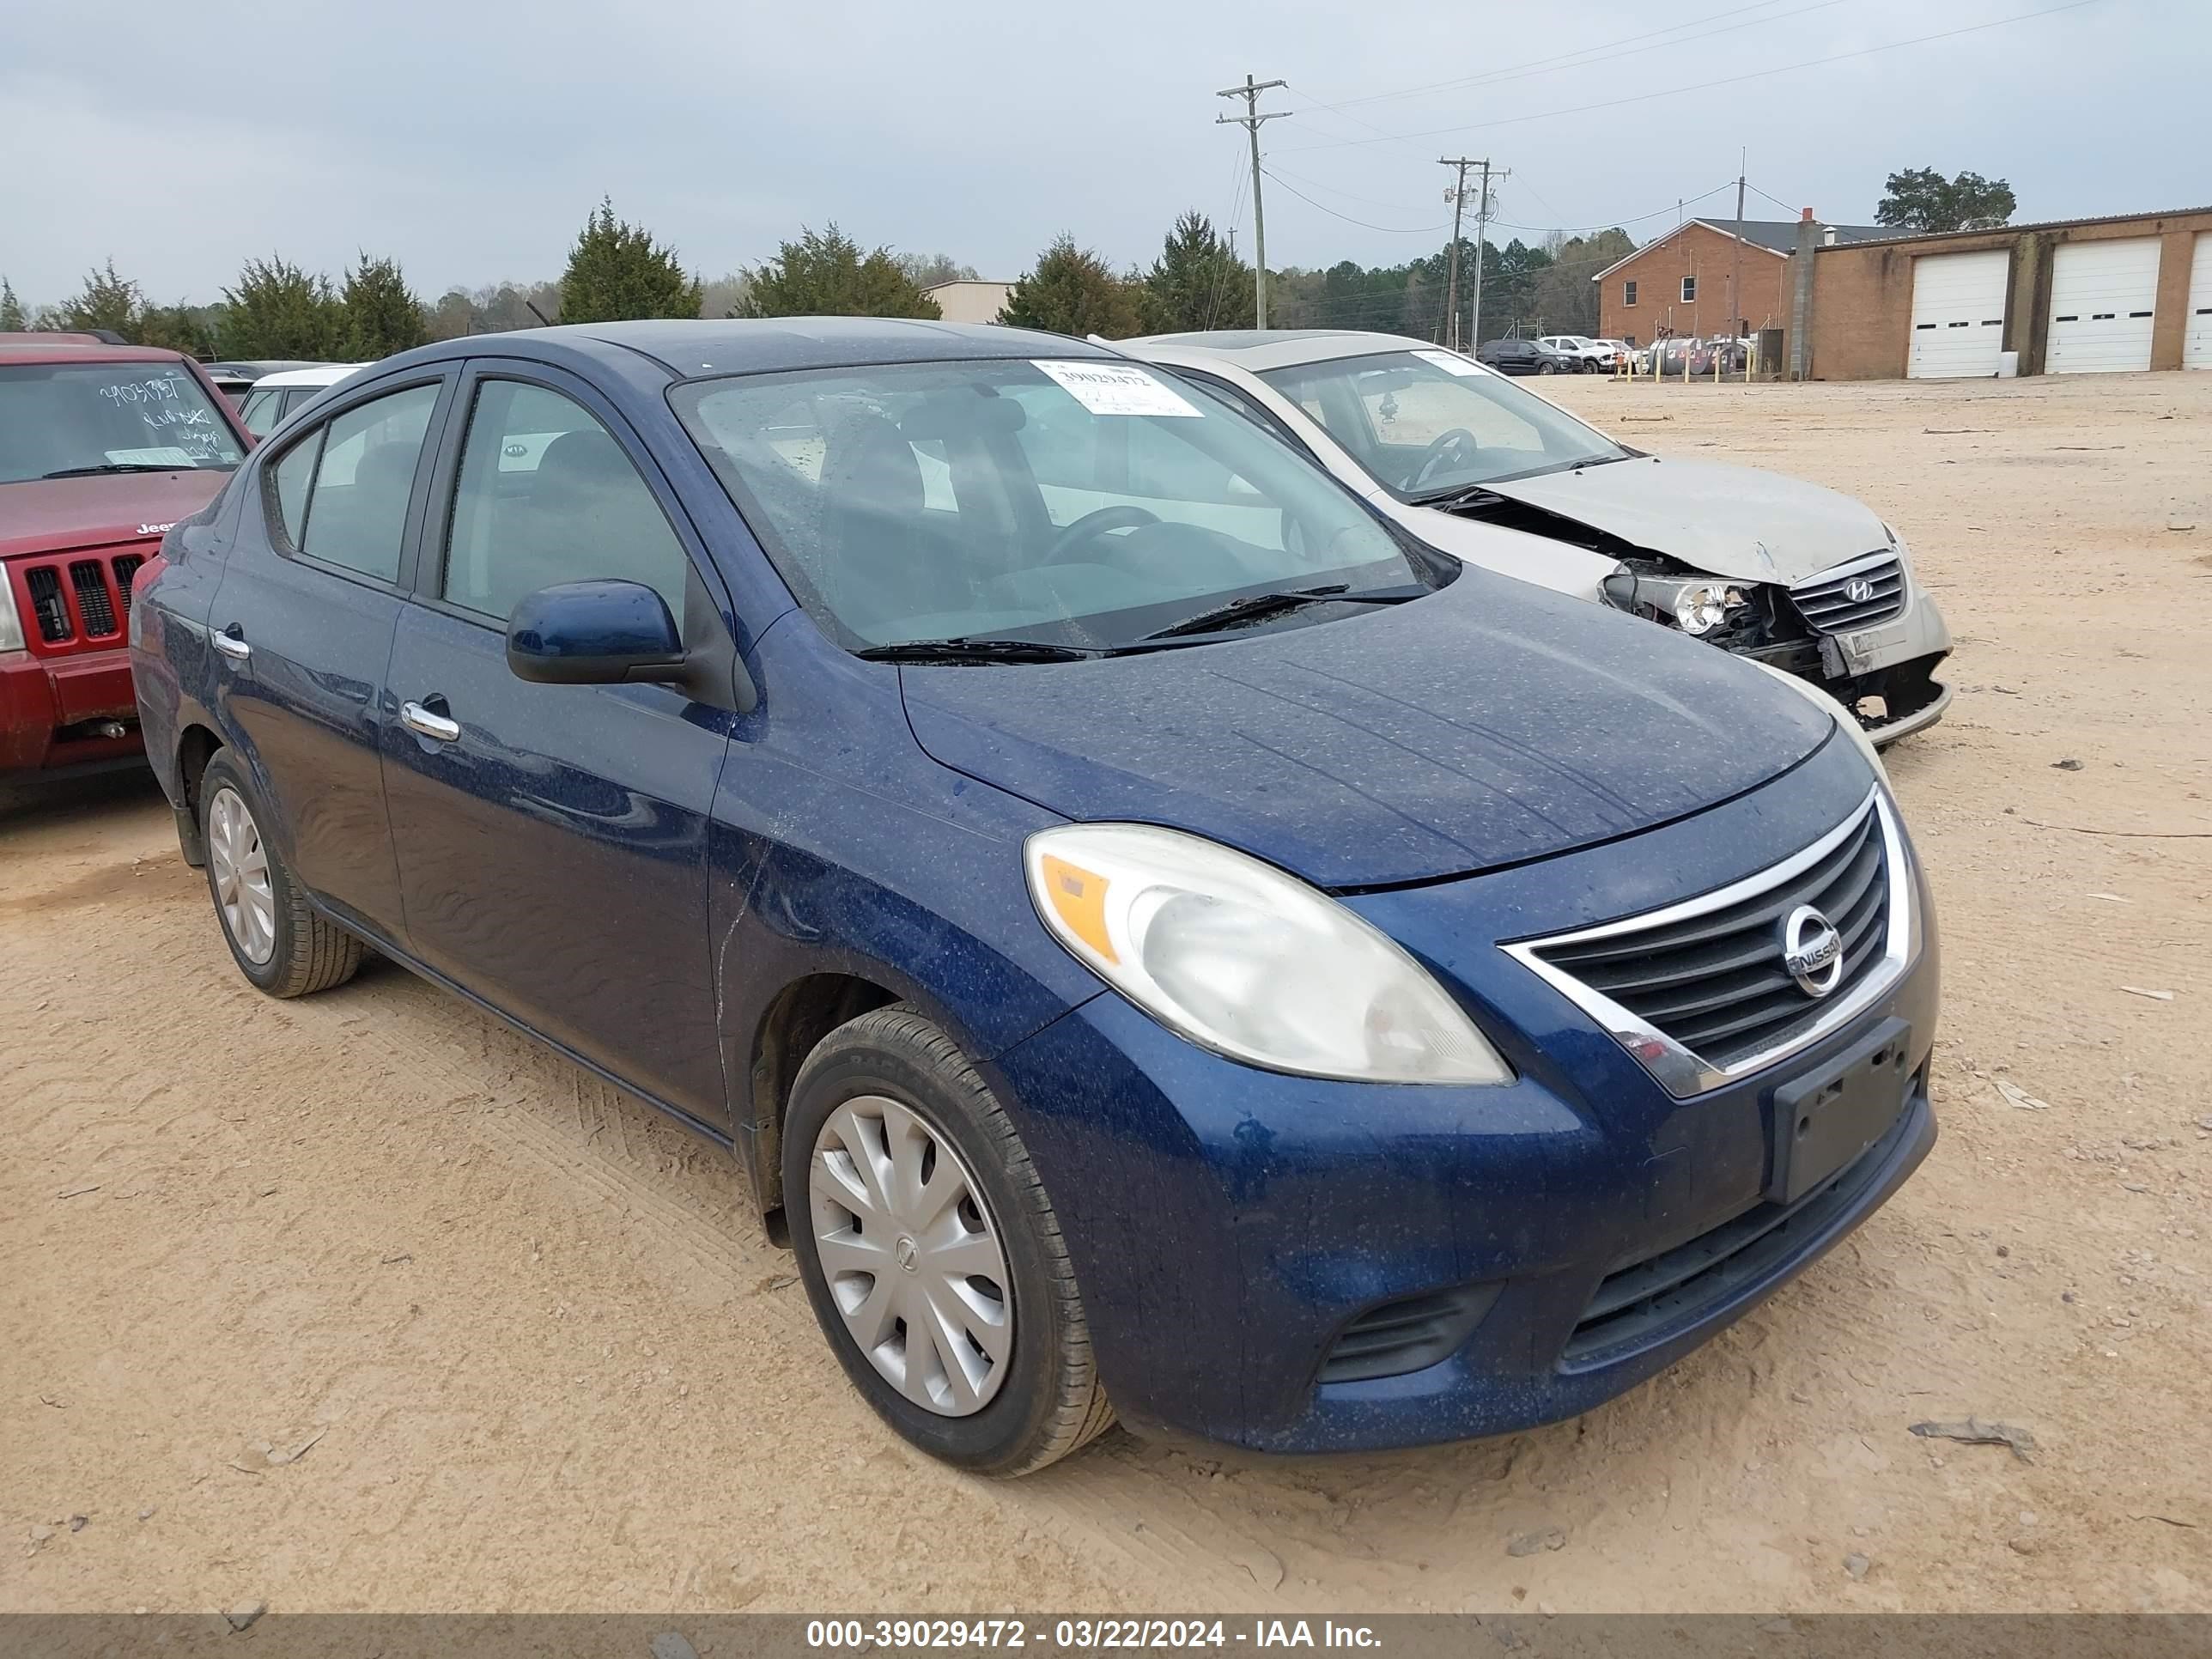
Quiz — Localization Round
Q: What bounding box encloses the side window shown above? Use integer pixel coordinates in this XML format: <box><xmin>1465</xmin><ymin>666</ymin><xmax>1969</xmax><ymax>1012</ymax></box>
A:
<box><xmin>240</xmin><ymin>388</ymin><xmax>281</xmax><ymax>437</ymax></box>
<box><xmin>270</xmin><ymin>429</ymin><xmax>322</xmax><ymax>544</ymax></box>
<box><xmin>293</xmin><ymin>384</ymin><xmax>440</xmax><ymax>583</ymax></box>
<box><xmin>1680</xmin><ymin>276</ymin><xmax>1697</xmax><ymax>303</ymax></box>
<box><xmin>1180</xmin><ymin>373</ymin><xmax>1313</xmax><ymax>459</ymax></box>
<box><xmin>441</xmin><ymin>380</ymin><xmax>690</xmax><ymax>623</ymax></box>
<box><xmin>1623</xmin><ymin>280</ymin><xmax>1638</xmax><ymax>307</ymax></box>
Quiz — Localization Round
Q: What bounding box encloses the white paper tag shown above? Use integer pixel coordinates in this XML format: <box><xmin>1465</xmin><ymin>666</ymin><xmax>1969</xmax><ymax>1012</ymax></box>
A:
<box><xmin>105</xmin><ymin>446</ymin><xmax>197</xmax><ymax>467</ymax></box>
<box><xmin>1030</xmin><ymin>360</ymin><xmax>1202</xmax><ymax>417</ymax></box>
<box><xmin>1412</xmin><ymin>349</ymin><xmax>1483</xmax><ymax>377</ymax></box>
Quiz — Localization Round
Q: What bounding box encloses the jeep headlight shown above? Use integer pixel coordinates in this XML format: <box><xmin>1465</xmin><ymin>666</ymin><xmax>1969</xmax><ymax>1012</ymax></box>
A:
<box><xmin>1025</xmin><ymin>823</ymin><xmax>1512</xmax><ymax>1085</ymax></box>
<box><xmin>0</xmin><ymin>580</ymin><xmax>25</xmax><ymax>653</ymax></box>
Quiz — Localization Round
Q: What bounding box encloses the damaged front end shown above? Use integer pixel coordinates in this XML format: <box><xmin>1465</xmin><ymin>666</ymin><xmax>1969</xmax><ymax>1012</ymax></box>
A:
<box><xmin>1439</xmin><ymin>495</ymin><xmax>1951</xmax><ymax>747</ymax></box>
<box><xmin>1600</xmin><ymin>556</ymin><xmax>1949</xmax><ymax>746</ymax></box>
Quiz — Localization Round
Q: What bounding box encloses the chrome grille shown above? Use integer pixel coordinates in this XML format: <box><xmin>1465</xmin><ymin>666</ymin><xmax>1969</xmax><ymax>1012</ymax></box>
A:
<box><xmin>1504</xmin><ymin>789</ymin><xmax>1913</xmax><ymax>1097</ymax></box>
<box><xmin>1791</xmin><ymin>551</ymin><xmax>1905</xmax><ymax>635</ymax></box>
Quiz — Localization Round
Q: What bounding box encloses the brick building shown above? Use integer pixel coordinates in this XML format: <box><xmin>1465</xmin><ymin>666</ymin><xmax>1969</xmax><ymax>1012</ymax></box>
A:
<box><xmin>1798</xmin><ymin>207</ymin><xmax>2212</xmax><ymax>379</ymax></box>
<box><xmin>1590</xmin><ymin>218</ymin><xmax>1888</xmax><ymax>344</ymax></box>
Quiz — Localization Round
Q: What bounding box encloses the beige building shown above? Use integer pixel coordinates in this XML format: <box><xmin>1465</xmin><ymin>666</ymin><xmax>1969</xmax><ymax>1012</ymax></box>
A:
<box><xmin>922</xmin><ymin>280</ymin><xmax>1013</xmax><ymax>325</ymax></box>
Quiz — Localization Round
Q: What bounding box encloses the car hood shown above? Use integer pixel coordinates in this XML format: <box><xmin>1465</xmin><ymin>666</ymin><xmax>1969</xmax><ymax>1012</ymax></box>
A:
<box><xmin>900</xmin><ymin>569</ymin><xmax>1837</xmax><ymax>889</ymax></box>
<box><xmin>1481</xmin><ymin>455</ymin><xmax>1890</xmax><ymax>585</ymax></box>
<box><xmin>0</xmin><ymin>471</ymin><xmax>231</xmax><ymax>560</ymax></box>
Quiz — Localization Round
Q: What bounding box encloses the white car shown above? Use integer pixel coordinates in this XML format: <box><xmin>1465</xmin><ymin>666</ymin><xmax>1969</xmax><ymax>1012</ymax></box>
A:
<box><xmin>1537</xmin><ymin>334</ymin><xmax>1617</xmax><ymax>371</ymax></box>
<box><xmin>236</xmin><ymin>363</ymin><xmax>368</xmax><ymax>439</ymax></box>
<box><xmin>1117</xmin><ymin>329</ymin><xmax>1952</xmax><ymax>744</ymax></box>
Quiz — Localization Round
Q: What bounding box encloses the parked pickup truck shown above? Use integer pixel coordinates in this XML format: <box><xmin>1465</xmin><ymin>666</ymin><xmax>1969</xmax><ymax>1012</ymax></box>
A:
<box><xmin>2</xmin><ymin>334</ymin><xmax>249</xmax><ymax>782</ymax></box>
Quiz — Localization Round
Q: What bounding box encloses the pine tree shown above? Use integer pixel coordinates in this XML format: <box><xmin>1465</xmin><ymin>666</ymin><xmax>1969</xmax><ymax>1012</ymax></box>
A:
<box><xmin>222</xmin><ymin>257</ymin><xmax>344</xmax><ymax>357</ymax></box>
<box><xmin>342</xmin><ymin>254</ymin><xmax>428</xmax><ymax>358</ymax></box>
<box><xmin>1144</xmin><ymin>211</ymin><xmax>1254</xmax><ymax>334</ymax></box>
<box><xmin>739</xmin><ymin>226</ymin><xmax>941</xmax><ymax>319</ymax></box>
<box><xmin>60</xmin><ymin>260</ymin><xmax>144</xmax><ymax>337</ymax></box>
<box><xmin>999</xmin><ymin>236</ymin><xmax>1149</xmax><ymax>338</ymax></box>
<box><xmin>0</xmin><ymin>277</ymin><xmax>26</xmax><ymax>333</ymax></box>
<box><xmin>559</xmin><ymin>199</ymin><xmax>703</xmax><ymax>324</ymax></box>
<box><xmin>135</xmin><ymin>303</ymin><xmax>220</xmax><ymax>358</ymax></box>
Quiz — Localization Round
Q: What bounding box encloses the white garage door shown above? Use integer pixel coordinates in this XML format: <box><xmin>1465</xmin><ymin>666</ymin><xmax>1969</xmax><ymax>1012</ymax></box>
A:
<box><xmin>2185</xmin><ymin>232</ymin><xmax>2212</xmax><ymax>370</ymax></box>
<box><xmin>2045</xmin><ymin>238</ymin><xmax>2161</xmax><ymax>374</ymax></box>
<box><xmin>1906</xmin><ymin>250</ymin><xmax>2008</xmax><ymax>379</ymax></box>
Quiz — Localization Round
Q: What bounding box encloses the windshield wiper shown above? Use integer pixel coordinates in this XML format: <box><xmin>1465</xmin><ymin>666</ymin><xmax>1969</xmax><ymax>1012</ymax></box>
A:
<box><xmin>854</xmin><ymin>637</ymin><xmax>1098</xmax><ymax>665</ymax></box>
<box><xmin>1138</xmin><ymin>583</ymin><xmax>1421</xmax><ymax>644</ymax></box>
<box><xmin>40</xmin><ymin>463</ymin><xmax>198</xmax><ymax>478</ymax></box>
<box><xmin>1411</xmin><ymin>483</ymin><xmax>1505</xmax><ymax>511</ymax></box>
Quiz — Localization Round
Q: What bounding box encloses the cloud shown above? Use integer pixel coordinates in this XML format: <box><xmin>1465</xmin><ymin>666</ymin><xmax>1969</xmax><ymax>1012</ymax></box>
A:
<box><xmin>3</xmin><ymin>0</ymin><xmax>2194</xmax><ymax>307</ymax></box>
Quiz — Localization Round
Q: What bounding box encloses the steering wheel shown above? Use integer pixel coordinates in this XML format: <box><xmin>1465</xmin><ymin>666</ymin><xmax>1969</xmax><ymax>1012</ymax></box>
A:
<box><xmin>1408</xmin><ymin>428</ymin><xmax>1480</xmax><ymax>491</ymax></box>
<box><xmin>1042</xmin><ymin>505</ymin><xmax>1159</xmax><ymax>565</ymax></box>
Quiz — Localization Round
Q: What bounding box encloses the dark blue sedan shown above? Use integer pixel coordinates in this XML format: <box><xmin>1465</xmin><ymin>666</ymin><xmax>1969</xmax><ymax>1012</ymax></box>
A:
<box><xmin>129</xmin><ymin>319</ymin><xmax>1936</xmax><ymax>1474</ymax></box>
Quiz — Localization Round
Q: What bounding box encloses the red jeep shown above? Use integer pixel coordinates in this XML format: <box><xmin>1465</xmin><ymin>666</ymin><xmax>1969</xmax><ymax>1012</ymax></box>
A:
<box><xmin>1</xmin><ymin>334</ymin><xmax>250</xmax><ymax>781</ymax></box>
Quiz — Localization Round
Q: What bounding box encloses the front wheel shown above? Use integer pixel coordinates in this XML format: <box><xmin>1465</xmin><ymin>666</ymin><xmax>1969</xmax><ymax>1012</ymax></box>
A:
<box><xmin>1538</xmin><ymin>361</ymin><xmax>1556</xmax><ymax>375</ymax></box>
<box><xmin>784</xmin><ymin>1006</ymin><xmax>1115</xmax><ymax>1475</ymax></box>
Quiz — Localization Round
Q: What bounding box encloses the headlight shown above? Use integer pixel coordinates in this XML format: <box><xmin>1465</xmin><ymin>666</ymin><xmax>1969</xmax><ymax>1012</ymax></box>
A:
<box><xmin>1600</xmin><ymin>568</ymin><xmax>1748</xmax><ymax>636</ymax></box>
<box><xmin>1025</xmin><ymin>823</ymin><xmax>1513</xmax><ymax>1085</ymax></box>
<box><xmin>0</xmin><ymin>580</ymin><xmax>25</xmax><ymax>653</ymax></box>
<box><xmin>1744</xmin><ymin>658</ymin><xmax>1887</xmax><ymax>782</ymax></box>
<box><xmin>1671</xmin><ymin>581</ymin><xmax>1740</xmax><ymax>635</ymax></box>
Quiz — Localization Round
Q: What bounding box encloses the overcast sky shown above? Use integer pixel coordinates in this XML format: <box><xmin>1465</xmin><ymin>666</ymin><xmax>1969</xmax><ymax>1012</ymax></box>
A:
<box><xmin>3</xmin><ymin>0</ymin><xmax>2199</xmax><ymax>307</ymax></box>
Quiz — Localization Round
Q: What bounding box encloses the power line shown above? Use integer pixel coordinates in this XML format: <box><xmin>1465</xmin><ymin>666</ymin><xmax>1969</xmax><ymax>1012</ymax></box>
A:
<box><xmin>1259</xmin><ymin>168</ymin><xmax>1449</xmax><ymax>234</ymax></box>
<box><xmin>1487</xmin><ymin>180</ymin><xmax>1737</xmax><ymax>237</ymax></box>
<box><xmin>1278</xmin><ymin>1</ymin><xmax>2101</xmax><ymax>152</ymax></box>
<box><xmin>1298</xmin><ymin>0</ymin><xmax>1850</xmax><ymax>118</ymax></box>
<box><xmin>1264</xmin><ymin>161</ymin><xmax>1438</xmax><ymax>217</ymax></box>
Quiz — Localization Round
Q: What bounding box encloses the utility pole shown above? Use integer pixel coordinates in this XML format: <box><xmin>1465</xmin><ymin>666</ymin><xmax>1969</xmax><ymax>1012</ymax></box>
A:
<box><xmin>1467</xmin><ymin>160</ymin><xmax>1504</xmax><ymax>351</ymax></box>
<box><xmin>1729</xmin><ymin>151</ymin><xmax>1747</xmax><ymax>341</ymax></box>
<box><xmin>1217</xmin><ymin>75</ymin><xmax>1289</xmax><ymax>328</ymax></box>
<box><xmin>1439</xmin><ymin>158</ymin><xmax>1474</xmax><ymax>350</ymax></box>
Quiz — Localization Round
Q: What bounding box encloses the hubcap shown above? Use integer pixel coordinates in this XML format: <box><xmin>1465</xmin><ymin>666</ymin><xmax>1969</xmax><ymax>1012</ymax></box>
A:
<box><xmin>808</xmin><ymin>1095</ymin><xmax>1012</xmax><ymax>1417</ymax></box>
<box><xmin>206</xmin><ymin>786</ymin><xmax>276</xmax><ymax>966</ymax></box>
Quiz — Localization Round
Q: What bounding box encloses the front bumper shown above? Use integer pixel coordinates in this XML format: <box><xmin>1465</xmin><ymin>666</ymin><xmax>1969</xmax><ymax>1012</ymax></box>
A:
<box><xmin>0</xmin><ymin>647</ymin><xmax>143</xmax><ymax>774</ymax></box>
<box><xmin>991</xmin><ymin>737</ymin><xmax>1939</xmax><ymax>1454</ymax></box>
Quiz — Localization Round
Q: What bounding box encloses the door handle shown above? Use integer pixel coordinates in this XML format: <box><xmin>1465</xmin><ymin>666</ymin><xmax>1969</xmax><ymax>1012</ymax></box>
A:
<box><xmin>400</xmin><ymin>700</ymin><xmax>461</xmax><ymax>744</ymax></box>
<box><xmin>212</xmin><ymin>625</ymin><xmax>251</xmax><ymax>661</ymax></box>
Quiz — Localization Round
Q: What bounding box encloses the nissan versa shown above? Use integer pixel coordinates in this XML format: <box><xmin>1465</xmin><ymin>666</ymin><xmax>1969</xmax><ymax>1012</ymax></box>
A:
<box><xmin>131</xmin><ymin>319</ymin><xmax>1937</xmax><ymax>1475</ymax></box>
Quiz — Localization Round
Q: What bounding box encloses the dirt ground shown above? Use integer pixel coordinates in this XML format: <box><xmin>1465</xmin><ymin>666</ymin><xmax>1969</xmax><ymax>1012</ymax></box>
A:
<box><xmin>4</xmin><ymin>371</ymin><xmax>2209</xmax><ymax>1618</ymax></box>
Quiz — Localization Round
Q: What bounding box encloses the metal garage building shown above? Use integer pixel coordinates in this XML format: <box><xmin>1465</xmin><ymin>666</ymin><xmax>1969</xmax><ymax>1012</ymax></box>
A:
<box><xmin>1788</xmin><ymin>207</ymin><xmax>2212</xmax><ymax>380</ymax></box>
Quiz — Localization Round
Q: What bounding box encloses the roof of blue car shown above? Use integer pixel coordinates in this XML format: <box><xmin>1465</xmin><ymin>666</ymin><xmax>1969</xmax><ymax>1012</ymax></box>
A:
<box><xmin>430</xmin><ymin>317</ymin><xmax>1115</xmax><ymax>378</ymax></box>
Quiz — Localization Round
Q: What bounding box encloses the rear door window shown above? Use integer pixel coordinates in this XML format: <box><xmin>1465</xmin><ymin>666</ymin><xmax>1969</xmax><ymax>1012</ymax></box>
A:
<box><xmin>266</xmin><ymin>383</ymin><xmax>440</xmax><ymax>583</ymax></box>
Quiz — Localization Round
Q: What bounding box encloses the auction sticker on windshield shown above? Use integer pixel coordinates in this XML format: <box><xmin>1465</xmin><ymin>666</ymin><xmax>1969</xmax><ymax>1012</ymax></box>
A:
<box><xmin>1031</xmin><ymin>360</ymin><xmax>1203</xmax><ymax>417</ymax></box>
<box><xmin>1412</xmin><ymin>349</ymin><xmax>1483</xmax><ymax>376</ymax></box>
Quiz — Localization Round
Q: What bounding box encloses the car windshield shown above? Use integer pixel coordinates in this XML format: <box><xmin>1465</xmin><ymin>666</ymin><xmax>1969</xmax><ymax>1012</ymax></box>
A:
<box><xmin>0</xmin><ymin>361</ymin><xmax>246</xmax><ymax>485</ymax></box>
<box><xmin>671</xmin><ymin>357</ymin><xmax>1433</xmax><ymax>652</ymax></box>
<box><xmin>1257</xmin><ymin>349</ymin><xmax>1630</xmax><ymax>500</ymax></box>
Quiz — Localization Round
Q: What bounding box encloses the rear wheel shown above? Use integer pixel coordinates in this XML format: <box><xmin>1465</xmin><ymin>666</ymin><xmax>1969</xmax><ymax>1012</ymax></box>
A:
<box><xmin>784</xmin><ymin>1006</ymin><xmax>1115</xmax><ymax>1475</ymax></box>
<box><xmin>199</xmin><ymin>751</ymin><xmax>363</xmax><ymax>998</ymax></box>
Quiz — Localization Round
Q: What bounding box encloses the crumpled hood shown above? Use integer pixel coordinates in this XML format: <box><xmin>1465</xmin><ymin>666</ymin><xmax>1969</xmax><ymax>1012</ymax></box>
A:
<box><xmin>901</xmin><ymin>568</ymin><xmax>1837</xmax><ymax>889</ymax></box>
<box><xmin>1481</xmin><ymin>455</ymin><xmax>1890</xmax><ymax>585</ymax></box>
<box><xmin>0</xmin><ymin>471</ymin><xmax>229</xmax><ymax>560</ymax></box>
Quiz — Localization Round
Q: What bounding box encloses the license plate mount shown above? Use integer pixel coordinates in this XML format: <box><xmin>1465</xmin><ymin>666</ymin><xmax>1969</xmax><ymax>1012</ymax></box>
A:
<box><xmin>1767</xmin><ymin>1016</ymin><xmax>1912</xmax><ymax>1205</ymax></box>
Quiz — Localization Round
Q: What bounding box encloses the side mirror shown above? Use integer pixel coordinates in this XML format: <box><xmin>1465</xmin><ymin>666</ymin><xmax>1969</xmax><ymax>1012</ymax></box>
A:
<box><xmin>507</xmin><ymin>580</ymin><xmax>687</xmax><ymax>686</ymax></box>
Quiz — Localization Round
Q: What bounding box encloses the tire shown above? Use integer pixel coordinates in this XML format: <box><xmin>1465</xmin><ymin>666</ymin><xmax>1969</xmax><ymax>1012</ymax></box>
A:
<box><xmin>1538</xmin><ymin>361</ymin><xmax>1556</xmax><ymax>375</ymax></box>
<box><xmin>198</xmin><ymin>750</ymin><xmax>363</xmax><ymax>998</ymax></box>
<box><xmin>784</xmin><ymin>1005</ymin><xmax>1115</xmax><ymax>1476</ymax></box>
